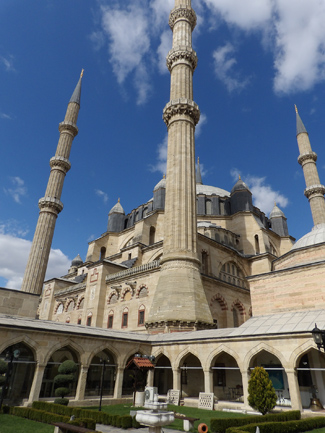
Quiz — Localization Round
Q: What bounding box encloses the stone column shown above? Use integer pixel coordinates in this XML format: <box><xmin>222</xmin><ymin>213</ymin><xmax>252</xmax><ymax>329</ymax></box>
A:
<box><xmin>204</xmin><ymin>369</ymin><xmax>213</xmax><ymax>393</ymax></box>
<box><xmin>75</xmin><ymin>365</ymin><xmax>88</xmax><ymax>402</ymax></box>
<box><xmin>147</xmin><ymin>369</ymin><xmax>154</xmax><ymax>387</ymax></box>
<box><xmin>114</xmin><ymin>367</ymin><xmax>124</xmax><ymax>399</ymax></box>
<box><xmin>286</xmin><ymin>368</ymin><xmax>302</xmax><ymax>411</ymax></box>
<box><xmin>27</xmin><ymin>363</ymin><xmax>46</xmax><ymax>406</ymax></box>
<box><xmin>173</xmin><ymin>368</ymin><xmax>181</xmax><ymax>391</ymax></box>
<box><xmin>241</xmin><ymin>369</ymin><xmax>250</xmax><ymax>407</ymax></box>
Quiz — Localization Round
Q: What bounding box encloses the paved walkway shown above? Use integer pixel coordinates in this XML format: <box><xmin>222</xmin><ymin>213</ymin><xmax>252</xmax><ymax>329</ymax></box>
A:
<box><xmin>96</xmin><ymin>426</ymin><xmax>181</xmax><ymax>433</ymax></box>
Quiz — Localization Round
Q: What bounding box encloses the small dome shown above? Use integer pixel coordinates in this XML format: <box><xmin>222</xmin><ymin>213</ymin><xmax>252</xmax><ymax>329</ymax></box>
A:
<box><xmin>291</xmin><ymin>223</ymin><xmax>325</xmax><ymax>250</ymax></box>
<box><xmin>196</xmin><ymin>184</ymin><xmax>230</xmax><ymax>197</ymax></box>
<box><xmin>231</xmin><ymin>176</ymin><xmax>250</xmax><ymax>194</ymax></box>
<box><xmin>71</xmin><ymin>254</ymin><xmax>83</xmax><ymax>267</ymax></box>
<box><xmin>109</xmin><ymin>199</ymin><xmax>125</xmax><ymax>215</ymax></box>
<box><xmin>154</xmin><ymin>176</ymin><xmax>166</xmax><ymax>191</ymax></box>
<box><xmin>269</xmin><ymin>203</ymin><xmax>286</xmax><ymax>219</ymax></box>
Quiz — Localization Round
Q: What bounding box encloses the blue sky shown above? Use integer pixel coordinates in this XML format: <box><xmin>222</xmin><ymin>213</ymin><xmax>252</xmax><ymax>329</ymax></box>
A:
<box><xmin>1</xmin><ymin>0</ymin><xmax>325</xmax><ymax>289</ymax></box>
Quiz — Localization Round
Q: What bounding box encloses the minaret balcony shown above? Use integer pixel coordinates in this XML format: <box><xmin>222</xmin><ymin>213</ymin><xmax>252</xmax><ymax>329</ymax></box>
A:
<box><xmin>167</xmin><ymin>46</ymin><xmax>198</xmax><ymax>71</ymax></box>
<box><xmin>169</xmin><ymin>5</ymin><xmax>197</xmax><ymax>30</ymax></box>
<box><xmin>38</xmin><ymin>196</ymin><xmax>64</xmax><ymax>214</ymax></box>
<box><xmin>163</xmin><ymin>98</ymin><xmax>200</xmax><ymax>126</ymax></box>
<box><xmin>304</xmin><ymin>184</ymin><xmax>325</xmax><ymax>199</ymax></box>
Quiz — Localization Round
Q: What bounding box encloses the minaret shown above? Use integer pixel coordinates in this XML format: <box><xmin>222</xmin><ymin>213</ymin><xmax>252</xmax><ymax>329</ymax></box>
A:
<box><xmin>196</xmin><ymin>157</ymin><xmax>203</xmax><ymax>185</ymax></box>
<box><xmin>21</xmin><ymin>71</ymin><xmax>83</xmax><ymax>295</ymax></box>
<box><xmin>295</xmin><ymin>105</ymin><xmax>325</xmax><ymax>227</ymax></box>
<box><xmin>146</xmin><ymin>0</ymin><xmax>214</xmax><ymax>332</ymax></box>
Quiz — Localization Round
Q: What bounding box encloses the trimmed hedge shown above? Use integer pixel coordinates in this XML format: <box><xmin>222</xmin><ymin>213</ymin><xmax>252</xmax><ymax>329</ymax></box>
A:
<box><xmin>31</xmin><ymin>401</ymin><xmax>138</xmax><ymax>429</ymax></box>
<box><xmin>210</xmin><ymin>410</ymin><xmax>301</xmax><ymax>433</ymax></box>
<box><xmin>225</xmin><ymin>416</ymin><xmax>325</xmax><ymax>433</ymax></box>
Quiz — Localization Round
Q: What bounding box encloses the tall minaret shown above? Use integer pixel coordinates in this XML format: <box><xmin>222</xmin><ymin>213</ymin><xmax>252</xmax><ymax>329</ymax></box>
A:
<box><xmin>21</xmin><ymin>71</ymin><xmax>83</xmax><ymax>295</ymax></box>
<box><xmin>295</xmin><ymin>105</ymin><xmax>325</xmax><ymax>227</ymax></box>
<box><xmin>147</xmin><ymin>0</ymin><xmax>214</xmax><ymax>332</ymax></box>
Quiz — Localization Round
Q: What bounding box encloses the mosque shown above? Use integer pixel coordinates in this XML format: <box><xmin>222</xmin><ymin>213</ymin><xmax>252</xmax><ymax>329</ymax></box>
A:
<box><xmin>0</xmin><ymin>0</ymin><xmax>324</xmax><ymax>413</ymax></box>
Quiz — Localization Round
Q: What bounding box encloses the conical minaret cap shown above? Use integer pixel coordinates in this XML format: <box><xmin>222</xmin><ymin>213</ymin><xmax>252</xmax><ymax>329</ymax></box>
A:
<box><xmin>69</xmin><ymin>69</ymin><xmax>84</xmax><ymax>106</ymax></box>
<box><xmin>154</xmin><ymin>175</ymin><xmax>166</xmax><ymax>191</ymax></box>
<box><xmin>231</xmin><ymin>175</ymin><xmax>251</xmax><ymax>194</ymax></box>
<box><xmin>71</xmin><ymin>254</ymin><xmax>83</xmax><ymax>267</ymax></box>
<box><xmin>295</xmin><ymin>105</ymin><xmax>307</xmax><ymax>136</ymax></box>
<box><xmin>196</xmin><ymin>157</ymin><xmax>203</xmax><ymax>185</ymax></box>
<box><xmin>109</xmin><ymin>198</ymin><xmax>125</xmax><ymax>215</ymax></box>
<box><xmin>269</xmin><ymin>202</ymin><xmax>286</xmax><ymax>219</ymax></box>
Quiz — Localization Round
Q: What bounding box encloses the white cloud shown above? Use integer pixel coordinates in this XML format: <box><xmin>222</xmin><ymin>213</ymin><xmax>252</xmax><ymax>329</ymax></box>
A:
<box><xmin>157</xmin><ymin>30</ymin><xmax>172</xmax><ymax>74</ymax></box>
<box><xmin>230</xmin><ymin>169</ymin><xmax>288</xmax><ymax>215</ymax></box>
<box><xmin>0</xmin><ymin>112</ymin><xmax>12</xmax><ymax>120</ymax></box>
<box><xmin>0</xmin><ymin>55</ymin><xmax>15</xmax><ymax>72</ymax></box>
<box><xmin>4</xmin><ymin>177</ymin><xmax>27</xmax><ymax>204</ymax></box>
<box><xmin>98</xmin><ymin>2</ymin><xmax>152</xmax><ymax>104</ymax></box>
<box><xmin>196</xmin><ymin>112</ymin><xmax>207</xmax><ymax>137</ymax></box>
<box><xmin>0</xmin><ymin>234</ymin><xmax>70</xmax><ymax>290</ymax></box>
<box><xmin>150</xmin><ymin>135</ymin><xmax>168</xmax><ymax>174</ymax></box>
<box><xmin>212</xmin><ymin>43</ymin><xmax>250</xmax><ymax>92</ymax></box>
<box><xmin>95</xmin><ymin>189</ymin><xmax>108</xmax><ymax>204</ymax></box>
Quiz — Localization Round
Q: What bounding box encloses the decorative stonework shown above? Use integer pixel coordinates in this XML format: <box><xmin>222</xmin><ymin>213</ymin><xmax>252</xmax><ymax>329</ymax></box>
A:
<box><xmin>298</xmin><ymin>151</ymin><xmax>317</xmax><ymax>166</ymax></box>
<box><xmin>59</xmin><ymin>120</ymin><xmax>78</xmax><ymax>137</ymax></box>
<box><xmin>136</xmin><ymin>284</ymin><xmax>149</xmax><ymax>298</ymax></box>
<box><xmin>231</xmin><ymin>299</ymin><xmax>246</xmax><ymax>315</ymax></box>
<box><xmin>163</xmin><ymin>99</ymin><xmax>200</xmax><ymax>126</ymax></box>
<box><xmin>198</xmin><ymin>392</ymin><xmax>214</xmax><ymax>410</ymax></box>
<box><xmin>50</xmin><ymin>156</ymin><xmax>71</xmax><ymax>173</ymax></box>
<box><xmin>304</xmin><ymin>184</ymin><xmax>325</xmax><ymax>199</ymax></box>
<box><xmin>166</xmin><ymin>47</ymin><xmax>198</xmax><ymax>72</ymax></box>
<box><xmin>38</xmin><ymin>196</ymin><xmax>64</xmax><ymax>213</ymax></box>
<box><xmin>90</xmin><ymin>268</ymin><xmax>99</xmax><ymax>283</ymax></box>
<box><xmin>169</xmin><ymin>5</ymin><xmax>197</xmax><ymax>31</ymax></box>
<box><xmin>145</xmin><ymin>320</ymin><xmax>216</xmax><ymax>330</ymax></box>
<box><xmin>210</xmin><ymin>293</ymin><xmax>228</xmax><ymax>311</ymax></box>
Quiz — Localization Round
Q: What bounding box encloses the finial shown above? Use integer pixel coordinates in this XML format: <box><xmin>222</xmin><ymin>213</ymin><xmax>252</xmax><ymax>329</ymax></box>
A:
<box><xmin>80</xmin><ymin>69</ymin><xmax>84</xmax><ymax>78</ymax></box>
<box><xmin>118</xmin><ymin>198</ymin><xmax>120</xmax><ymax>203</ymax></box>
<box><xmin>197</xmin><ymin>157</ymin><xmax>199</xmax><ymax>164</ymax></box>
<box><xmin>274</xmin><ymin>201</ymin><xmax>277</xmax><ymax>206</ymax></box>
<box><xmin>238</xmin><ymin>175</ymin><xmax>241</xmax><ymax>180</ymax></box>
<box><xmin>294</xmin><ymin>104</ymin><xmax>298</xmax><ymax>114</ymax></box>
<box><xmin>163</xmin><ymin>174</ymin><xmax>166</xmax><ymax>179</ymax></box>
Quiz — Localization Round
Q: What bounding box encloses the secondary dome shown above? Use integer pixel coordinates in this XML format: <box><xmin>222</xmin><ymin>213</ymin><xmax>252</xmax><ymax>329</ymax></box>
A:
<box><xmin>71</xmin><ymin>254</ymin><xmax>83</xmax><ymax>267</ymax></box>
<box><xmin>109</xmin><ymin>199</ymin><xmax>125</xmax><ymax>215</ymax></box>
<box><xmin>291</xmin><ymin>223</ymin><xmax>325</xmax><ymax>250</ymax></box>
<box><xmin>231</xmin><ymin>176</ymin><xmax>250</xmax><ymax>194</ymax></box>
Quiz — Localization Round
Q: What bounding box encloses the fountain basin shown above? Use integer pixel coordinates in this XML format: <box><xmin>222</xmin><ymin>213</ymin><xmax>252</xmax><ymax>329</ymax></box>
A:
<box><xmin>144</xmin><ymin>401</ymin><xmax>168</xmax><ymax>410</ymax></box>
<box><xmin>136</xmin><ymin>410</ymin><xmax>174</xmax><ymax>427</ymax></box>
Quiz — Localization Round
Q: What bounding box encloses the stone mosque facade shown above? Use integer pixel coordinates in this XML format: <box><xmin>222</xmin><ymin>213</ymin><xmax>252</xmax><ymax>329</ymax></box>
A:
<box><xmin>0</xmin><ymin>0</ymin><xmax>325</xmax><ymax>414</ymax></box>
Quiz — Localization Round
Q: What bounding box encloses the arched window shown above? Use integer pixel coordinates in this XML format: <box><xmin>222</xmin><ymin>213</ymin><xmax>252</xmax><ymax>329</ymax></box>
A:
<box><xmin>122</xmin><ymin>308</ymin><xmax>128</xmax><ymax>328</ymax></box>
<box><xmin>67</xmin><ymin>300</ymin><xmax>75</xmax><ymax>312</ymax></box>
<box><xmin>143</xmin><ymin>207</ymin><xmax>148</xmax><ymax>218</ymax></box>
<box><xmin>77</xmin><ymin>316</ymin><xmax>82</xmax><ymax>325</ymax></box>
<box><xmin>201</xmin><ymin>251</ymin><xmax>209</xmax><ymax>274</ymax></box>
<box><xmin>107</xmin><ymin>311</ymin><xmax>114</xmax><ymax>329</ymax></box>
<box><xmin>56</xmin><ymin>303</ymin><xmax>64</xmax><ymax>315</ymax></box>
<box><xmin>138</xmin><ymin>286</ymin><xmax>148</xmax><ymax>298</ymax></box>
<box><xmin>78</xmin><ymin>298</ymin><xmax>84</xmax><ymax>310</ymax></box>
<box><xmin>87</xmin><ymin>312</ymin><xmax>92</xmax><ymax>326</ymax></box>
<box><xmin>255</xmin><ymin>235</ymin><xmax>260</xmax><ymax>254</ymax></box>
<box><xmin>138</xmin><ymin>305</ymin><xmax>145</xmax><ymax>326</ymax></box>
<box><xmin>220</xmin><ymin>262</ymin><xmax>246</xmax><ymax>288</ymax></box>
<box><xmin>149</xmin><ymin>227</ymin><xmax>156</xmax><ymax>245</ymax></box>
<box><xmin>233</xmin><ymin>308</ymin><xmax>239</xmax><ymax>327</ymax></box>
<box><xmin>100</xmin><ymin>247</ymin><xmax>106</xmax><ymax>260</ymax></box>
<box><xmin>109</xmin><ymin>294</ymin><xmax>118</xmax><ymax>304</ymax></box>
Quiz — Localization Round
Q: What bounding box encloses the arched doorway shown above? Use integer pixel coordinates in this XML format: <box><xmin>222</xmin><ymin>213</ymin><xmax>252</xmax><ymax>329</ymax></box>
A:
<box><xmin>249</xmin><ymin>350</ymin><xmax>290</xmax><ymax>407</ymax></box>
<box><xmin>40</xmin><ymin>346</ymin><xmax>79</xmax><ymax>398</ymax></box>
<box><xmin>212</xmin><ymin>352</ymin><xmax>242</xmax><ymax>402</ymax></box>
<box><xmin>85</xmin><ymin>349</ymin><xmax>116</xmax><ymax>397</ymax></box>
<box><xmin>179</xmin><ymin>353</ymin><xmax>204</xmax><ymax>398</ymax></box>
<box><xmin>153</xmin><ymin>354</ymin><xmax>172</xmax><ymax>395</ymax></box>
<box><xmin>296</xmin><ymin>348</ymin><xmax>325</xmax><ymax>409</ymax></box>
<box><xmin>0</xmin><ymin>342</ymin><xmax>35</xmax><ymax>406</ymax></box>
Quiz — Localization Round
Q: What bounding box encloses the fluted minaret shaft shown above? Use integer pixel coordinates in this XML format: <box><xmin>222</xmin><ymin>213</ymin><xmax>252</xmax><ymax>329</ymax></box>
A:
<box><xmin>21</xmin><ymin>72</ymin><xmax>83</xmax><ymax>295</ymax></box>
<box><xmin>147</xmin><ymin>1</ymin><xmax>213</xmax><ymax>331</ymax></box>
<box><xmin>295</xmin><ymin>106</ymin><xmax>325</xmax><ymax>227</ymax></box>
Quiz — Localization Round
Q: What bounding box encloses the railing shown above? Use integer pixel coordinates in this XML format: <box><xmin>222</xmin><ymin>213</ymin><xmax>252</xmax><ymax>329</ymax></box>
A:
<box><xmin>54</xmin><ymin>283</ymin><xmax>86</xmax><ymax>297</ymax></box>
<box><xmin>106</xmin><ymin>260</ymin><xmax>160</xmax><ymax>282</ymax></box>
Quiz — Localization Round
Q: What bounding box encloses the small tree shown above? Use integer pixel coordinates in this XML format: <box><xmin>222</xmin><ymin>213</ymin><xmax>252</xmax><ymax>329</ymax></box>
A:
<box><xmin>54</xmin><ymin>360</ymin><xmax>77</xmax><ymax>406</ymax></box>
<box><xmin>248</xmin><ymin>366</ymin><xmax>277</xmax><ymax>415</ymax></box>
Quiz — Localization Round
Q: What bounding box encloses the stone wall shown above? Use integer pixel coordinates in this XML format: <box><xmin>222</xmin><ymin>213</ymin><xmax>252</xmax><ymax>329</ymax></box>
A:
<box><xmin>0</xmin><ymin>287</ymin><xmax>39</xmax><ymax>318</ymax></box>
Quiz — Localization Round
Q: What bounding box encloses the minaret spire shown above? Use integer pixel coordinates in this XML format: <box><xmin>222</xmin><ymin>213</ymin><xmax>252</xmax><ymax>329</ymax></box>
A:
<box><xmin>147</xmin><ymin>0</ymin><xmax>213</xmax><ymax>332</ymax></box>
<box><xmin>21</xmin><ymin>72</ymin><xmax>83</xmax><ymax>295</ymax></box>
<box><xmin>295</xmin><ymin>106</ymin><xmax>325</xmax><ymax>227</ymax></box>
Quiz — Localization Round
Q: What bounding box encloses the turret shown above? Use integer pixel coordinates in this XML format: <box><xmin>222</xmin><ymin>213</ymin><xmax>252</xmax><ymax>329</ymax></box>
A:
<box><xmin>107</xmin><ymin>199</ymin><xmax>125</xmax><ymax>232</ymax></box>
<box><xmin>153</xmin><ymin>175</ymin><xmax>166</xmax><ymax>210</ymax></box>
<box><xmin>69</xmin><ymin>254</ymin><xmax>83</xmax><ymax>274</ymax></box>
<box><xmin>21</xmin><ymin>71</ymin><xmax>83</xmax><ymax>295</ymax></box>
<box><xmin>269</xmin><ymin>203</ymin><xmax>289</xmax><ymax>236</ymax></box>
<box><xmin>230</xmin><ymin>176</ymin><xmax>253</xmax><ymax>213</ymax></box>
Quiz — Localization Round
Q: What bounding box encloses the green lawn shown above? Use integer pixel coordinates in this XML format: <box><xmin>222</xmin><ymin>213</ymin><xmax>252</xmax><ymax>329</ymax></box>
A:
<box><xmin>0</xmin><ymin>414</ymin><xmax>53</xmax><ymax>433</ymax></box>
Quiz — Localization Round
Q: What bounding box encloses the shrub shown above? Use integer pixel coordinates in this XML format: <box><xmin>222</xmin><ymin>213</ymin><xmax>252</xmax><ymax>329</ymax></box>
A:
<box><xmin>68</xmin><ymin>417</ymin><xmax>96</xmax><ymax>430</ymax></box>
<box><xmin>53</xmin><ymin>360</ymin><xmax>77</xmax><ymax>405</ymax></box>
<box><xmin>132</xmin><ymin>415</ymin><xmax>141</xmax><ymax>428</ymax></box>
<box><xmin>120</xmin><ymin>415</ymin><xmax>133</xmax><ymax>429</ymax></box>
<box><xmin>210</xmin><ymin>410</ymin><xmax>300</xmax><ymax>433</ymax></box>
<box><xmin>248</xmin><ymin>367</ymin><xmax>277</xmax><ymax>415</ymax></box>
<box><xmin>225</xmin><ymin>416</ymin><xmax>325</xmax><ymax>433</ymax></box>
<box><xmin>2</xmin><ymin>405</ymin><xmax>10</xmax><ymax>414</ymax></box>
